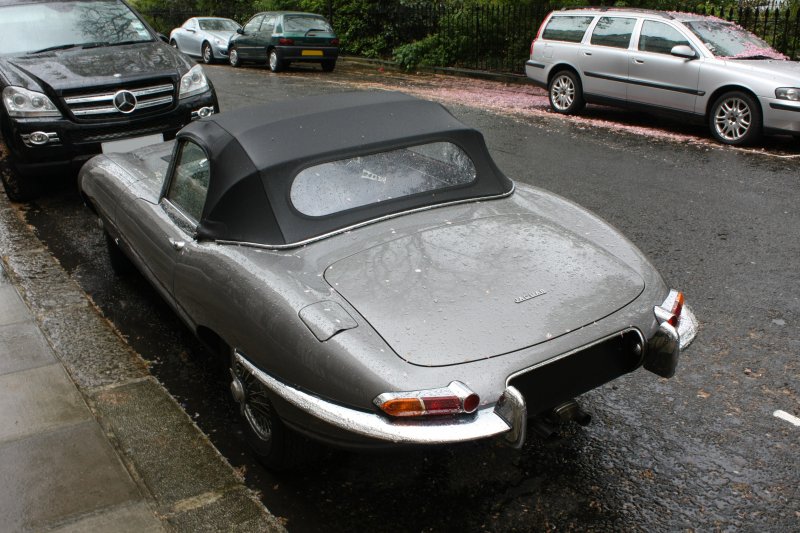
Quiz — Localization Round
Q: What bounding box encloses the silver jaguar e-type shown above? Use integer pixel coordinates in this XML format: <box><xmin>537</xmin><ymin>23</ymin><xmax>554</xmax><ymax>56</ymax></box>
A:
<box><xmin>78</xmin><ymin>91</ymin><xmax>698</xmax><ymax>468</ymax></box>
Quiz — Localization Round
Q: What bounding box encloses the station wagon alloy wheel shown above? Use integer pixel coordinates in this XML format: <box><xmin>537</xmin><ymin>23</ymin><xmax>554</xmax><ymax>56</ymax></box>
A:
<box><xmin>710</xmin><ymin>92</ymin><xmax>761</xmax><ymax>145</ymax></box>
<box><xmin>229</xmin><ymin>47</ymin><xmax>240</xmax><ymax>67</ymax></box>
<box><xmin>549</xmin><ymin>71</ymin><xmax>585</xmax><ymax>115</ymax></box>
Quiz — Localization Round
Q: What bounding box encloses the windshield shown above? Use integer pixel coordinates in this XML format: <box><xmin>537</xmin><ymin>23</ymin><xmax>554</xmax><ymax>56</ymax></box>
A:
<box><xmin>198</xmin><ymin>18</ymin><xmax>240</xmax><ymax>32</ymax></box>
<box><xmin>683</xmin><ymin>19</ymin><xmax>787</xmax><ymax>59</ymax></box>
<box><xmin>0</xmin><ymin>0</ymin><xmax>153</xmax><ymax>56</ymax></box>
<box><xmin>283</xmin><ymin>15</ymin><xmax>333</xmax><ymax>34</ymax></box>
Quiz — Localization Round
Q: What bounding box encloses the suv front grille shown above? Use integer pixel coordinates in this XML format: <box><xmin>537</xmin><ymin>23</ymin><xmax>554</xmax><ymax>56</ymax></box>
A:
<box><xmin>63</xmin><ymin>82</ymin><xmax>175</xmax><ymax>121</ymax></box>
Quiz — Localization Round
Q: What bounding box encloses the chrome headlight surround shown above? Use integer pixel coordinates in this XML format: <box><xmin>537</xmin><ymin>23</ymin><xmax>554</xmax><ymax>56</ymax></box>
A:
<box><xmin>775</xmin><ymin>87</ymin><xmax>800</xmax><ymax>101</ymax></box>
<box><xmin>178</xmin><ymin>64</ymin><xmax>210</xmax><ymax>99</ymax></box>
<box><xmin>2</xmin><ymin>86</ymin><xmax>62</xmax><ymax>118</ymax></box>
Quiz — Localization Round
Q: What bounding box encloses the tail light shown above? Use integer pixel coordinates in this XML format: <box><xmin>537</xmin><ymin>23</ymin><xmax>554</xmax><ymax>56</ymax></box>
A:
<box><xmin>655</xmin><ymin>290</ymin><xmax>685</xmax><ymax>328</ymax></box>
<box><xmin>279</xmin><ymin>38</ymin><xmax>294</xmax><ymax>45</ymax></box>
<box><xmin>331</xmin><ymin>38</ymin><xmax>340</xmax><ymax>46</ymax></box>
<box><xmin>374</xmin><ymin>381</ymin><xmax>480</xmax><ymax>418</ymax></box>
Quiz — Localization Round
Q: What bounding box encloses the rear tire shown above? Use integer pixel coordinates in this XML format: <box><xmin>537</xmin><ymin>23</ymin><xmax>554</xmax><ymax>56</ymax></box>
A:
<box><xmin>548</xmin><ymin>70</ymin><xmax>585</xmax><ymax>115</ymax></box>
<box><xmin>709</xmin><ymin>91</ymin><xmax>761</xmax><ymax>146</ymax></box>
<box><xmin>230</xmin><ymin>352</ymin><xmax>318</xmax><ymax>470</ymax></box>
<box><xmin>268</xmin><ymin>49</ymin><xmax>283</xmax><ymax>72</ymax></box>
<box><xmin>229</xmin><ymin>46</ymin><xmax>241</xmax><ymax>67</ymax></box>
<box><xmin>321</xmin><ymin>60</ymin><xmax>335</xmax><ymax>72</ymax></box>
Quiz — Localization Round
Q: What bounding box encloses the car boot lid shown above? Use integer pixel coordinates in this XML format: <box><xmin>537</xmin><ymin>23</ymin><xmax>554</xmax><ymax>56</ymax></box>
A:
<box><xmin>325</xmin><ymin>214</ymin><xmax>645</xmax><ymax>367</ymax></box>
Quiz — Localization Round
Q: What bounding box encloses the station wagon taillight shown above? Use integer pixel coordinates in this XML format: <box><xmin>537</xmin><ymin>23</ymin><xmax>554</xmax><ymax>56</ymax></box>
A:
<box><xmin>279</xmin><ymin>38</ymin><xmax>294</xmax><ymax>45</ymax></box>
<box><xmin>331</xmin><ymin>38</ymin><xmax>340</xmax><ymax>46</ymax></box>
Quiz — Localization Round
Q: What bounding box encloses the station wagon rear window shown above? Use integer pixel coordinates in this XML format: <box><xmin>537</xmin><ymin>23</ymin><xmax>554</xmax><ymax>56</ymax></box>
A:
<box><xmin>290</xmin><ymin>142</ymin><xmax>477</xmax><ymax>217</ymax></box>
<box><xmin>542</xmin><ymin>16</ymin><xmax>593</xmax><ymax>43</ymax></box>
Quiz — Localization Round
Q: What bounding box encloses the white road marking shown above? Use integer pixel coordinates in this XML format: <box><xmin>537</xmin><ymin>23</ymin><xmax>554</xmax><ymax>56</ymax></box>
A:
<box><xmin>773</xmin><ymin>410</ymin><xmax>800</xmax><ymax>427</ymax></box>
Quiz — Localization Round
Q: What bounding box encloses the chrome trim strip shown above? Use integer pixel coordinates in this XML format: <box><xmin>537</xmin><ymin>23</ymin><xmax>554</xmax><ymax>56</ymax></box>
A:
<box><xmin>214</xmin><ymin>185</ymin><xmax>516</xmax><ymax>250</ymax></box>
<box><xmin>136</xmin><ymin>96</ymin><xmax>174</xmax><ymax>109</ymax></box>
<box><xmin>64</xmin><ymin>84</ymin><xmax>173</xmax><ymax>105</ymax></box>
<box><xmin>234</xmin><ymin>351</ymin><xmax>513</xmax><ymax>444</ymax></box>
<box><xmin>504</xmin><ymin>327</ymin><xmax>645</xmax><ymax>387</ymax></box>
<box><xmin>72</xmin><ymin>106</ymin><xmax>117</xmax><ymax>116</ymax></box>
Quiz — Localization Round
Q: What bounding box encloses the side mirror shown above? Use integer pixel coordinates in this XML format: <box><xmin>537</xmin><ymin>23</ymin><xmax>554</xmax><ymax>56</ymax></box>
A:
<box><xmin>236</xmin><ymin>27</ymin><xmax>244</xmax><ymax>34</ymax></box>
<box><xmin>671</xmin><ymin>45</ymin><xmax>697</xmax><ymax>59</ymax></box>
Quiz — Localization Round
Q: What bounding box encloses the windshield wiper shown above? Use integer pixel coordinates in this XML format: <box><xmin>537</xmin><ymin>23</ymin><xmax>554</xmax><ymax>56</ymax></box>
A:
<box><xmin>30</xmin><ymin>41</ymin><xmax>109</xmax><ymax>53</ymax></box>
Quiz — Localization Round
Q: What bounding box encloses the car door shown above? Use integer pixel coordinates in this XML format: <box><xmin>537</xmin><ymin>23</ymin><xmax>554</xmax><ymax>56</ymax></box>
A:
<box><xmin>628</xmin><ymin>19</ymin><xmax>702</xmax><ymax>113</ymax></box>
<box><xmin>115</xmin><ymin>141</ymin><xmax>210</xmax><ymax>309</ymax></box>
<box><xmin>237</xmin><ymin>14</ymin><xmax>266</xmax><ymax>60</ymax></box>
<box><xmin>579</xmin><ymin>16</ymin><xmax>637</xmax><ymax>102</ymax></box>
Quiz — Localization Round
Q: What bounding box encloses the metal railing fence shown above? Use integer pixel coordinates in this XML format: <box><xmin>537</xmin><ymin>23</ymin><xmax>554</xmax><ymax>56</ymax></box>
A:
<box><xmin>141</xmin><ymin>3</ymin><xmax>800</xmax><ymax>74</ymax></box>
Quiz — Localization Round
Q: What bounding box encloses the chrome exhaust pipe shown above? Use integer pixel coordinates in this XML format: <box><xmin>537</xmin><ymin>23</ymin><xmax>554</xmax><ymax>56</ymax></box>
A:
<box><xmin>551</xmin><ymin>400</ymin><xmax>592</xmax><ymax>426</ymax></box>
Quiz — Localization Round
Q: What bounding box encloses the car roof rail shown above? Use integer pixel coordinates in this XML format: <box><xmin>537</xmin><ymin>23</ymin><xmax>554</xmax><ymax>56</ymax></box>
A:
<box><xmin>559</xmin><ymin>7</ymin><xmax>675</xmax><ymax>19</ymax></box>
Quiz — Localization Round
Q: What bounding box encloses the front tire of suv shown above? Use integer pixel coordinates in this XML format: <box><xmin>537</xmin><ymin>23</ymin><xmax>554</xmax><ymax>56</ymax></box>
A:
<box><xmin>548</xmin><ymin>70</ymin><xmax>585</xmax><ymax>115</ymax></box>
<box><xmin>709</xmin><ymin>91</ymin><xmax>762</xmax><ymax>146</ymax></box>
<box><xmin>0</xmin><ymin>160</ymin><xmax>41</xmax><ymax>202</ymax></box>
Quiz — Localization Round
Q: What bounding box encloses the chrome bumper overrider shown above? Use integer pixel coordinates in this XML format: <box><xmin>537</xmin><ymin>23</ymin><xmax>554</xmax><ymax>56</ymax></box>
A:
<box><xmin>644</xmin><ymin>291</ymin><xmax>699</xmax><ymax>378</ymax></box>
<box><xmin>234</xmin><ymin>352</ymin><xmax>527</xmax><ymax>447</ymax></box>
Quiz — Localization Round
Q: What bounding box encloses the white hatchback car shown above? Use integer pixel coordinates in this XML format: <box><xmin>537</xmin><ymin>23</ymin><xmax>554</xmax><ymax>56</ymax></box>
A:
<box><xmin>525</xmin><ymin>8</ymin><xmax>800</xmax><ymax>145</ymax></box>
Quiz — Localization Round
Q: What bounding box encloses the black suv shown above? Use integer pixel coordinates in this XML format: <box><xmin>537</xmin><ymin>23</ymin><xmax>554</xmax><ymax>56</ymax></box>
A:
<box><xmin>0</xmin><ymin>0</ymin><xmax>219</xmax><ymax>200</ymax></box>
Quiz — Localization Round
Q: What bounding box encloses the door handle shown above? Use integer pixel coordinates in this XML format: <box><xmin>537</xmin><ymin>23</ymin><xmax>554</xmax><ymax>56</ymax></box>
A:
<box><xmin>583</xmin><ymin>51</ymin><xmax>592</xmax><ymax>56</ymax></box>
<box><xmin>632</xmin><ymin>58</ymin><xmax>645</xmax><ymax>64</ymax></box>
<box><xmin>169</xmin><ymin>238</ymin><xmax>186</xmax><ymax>252</ymax></box>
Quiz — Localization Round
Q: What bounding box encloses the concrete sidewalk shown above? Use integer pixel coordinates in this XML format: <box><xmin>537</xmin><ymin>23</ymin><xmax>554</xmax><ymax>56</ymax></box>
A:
<box><xmin>0</xmin><ymin>195</ymin><xmax>284</xmax><ymax>531</ymax></box>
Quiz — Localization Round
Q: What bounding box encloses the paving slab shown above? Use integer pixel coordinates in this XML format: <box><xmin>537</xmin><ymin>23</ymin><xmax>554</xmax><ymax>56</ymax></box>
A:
<box><xmin>0</xmin><ymin>282</ymin><xmax>29</xmax><ymax>326</ymax></box>
<box><xmin>89</xmin><ymin>378</ymin><xmax>242</xmax><ymax>508</ymax></box>
<box><xmin>0</xmin><ymin>321</ymin><xmax>56</xmax><ymax>374</ymax></box>
<box><xmin>0</xmin><ymin>363</ymin><xmax>90</xmax><ymax>444</ymax></box>
<box><xmin>46</xmin><ymin>502</ymin><xmax>165</xmax><ymax>533</ymax></box>
<box><xmin>0</xmin><ymin>421</ymin><xmax>142</xmax><ymax>532</ymax></box>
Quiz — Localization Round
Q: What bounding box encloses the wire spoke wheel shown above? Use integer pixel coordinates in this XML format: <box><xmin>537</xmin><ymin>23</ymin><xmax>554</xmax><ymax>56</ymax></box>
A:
<box><xmin>232</xmin><ymin>360</ymin><xmax>273</xmax><ymax>443</ymax></box>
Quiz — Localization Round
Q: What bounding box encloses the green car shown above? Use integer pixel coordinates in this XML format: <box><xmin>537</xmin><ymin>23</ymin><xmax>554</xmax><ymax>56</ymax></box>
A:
<box><xmin>228</xmin><ymin>11</ymin><xmax>339</xmax><ymax>72</ymax></box>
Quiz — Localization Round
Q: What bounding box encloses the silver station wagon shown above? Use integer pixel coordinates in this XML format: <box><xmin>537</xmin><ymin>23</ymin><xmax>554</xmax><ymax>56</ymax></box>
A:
<box><xmin>526</xmin><ymin>8</ymin><xmax>800</xmax><ymax>145</ymax></box>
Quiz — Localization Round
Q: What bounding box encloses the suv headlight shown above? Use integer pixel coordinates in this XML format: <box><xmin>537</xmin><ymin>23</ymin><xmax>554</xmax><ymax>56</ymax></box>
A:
<box><xmin>775</xmin><ymin>87</ymin><xmax>800</xmax><ymax>101</ymax></box>
<box><xmin>2</xmin><ymin>86</ymin><xmax>62</xmax><ymax>118</ymax></box>
<box><xmin>179</xmin><ymin>64</ymin><xmax>210</xmax><ymax>99</ymax></box>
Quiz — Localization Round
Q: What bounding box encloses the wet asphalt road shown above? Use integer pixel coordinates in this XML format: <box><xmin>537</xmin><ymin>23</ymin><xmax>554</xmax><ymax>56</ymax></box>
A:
<box><xmin>15</xmin><ymin>62</ymin><xmax>800</xmax><ymax>531</ymax></box>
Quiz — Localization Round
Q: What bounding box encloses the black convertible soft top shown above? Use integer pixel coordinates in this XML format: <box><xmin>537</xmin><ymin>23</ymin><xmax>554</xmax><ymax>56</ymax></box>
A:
<box><xmin>178</xmin><ymin>91</ymin><xmax>514</xmax><ymax>246</ymax></box>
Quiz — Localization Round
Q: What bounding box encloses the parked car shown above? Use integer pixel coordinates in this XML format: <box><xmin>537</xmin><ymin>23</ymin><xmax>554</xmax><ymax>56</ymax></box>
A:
<box><xmin>169</xmin><ymin>17</ymin><xmax>241</xmax><ymax>64</ymax></box>
<box><xmin>0</xmin><ymin>0</ymin><xmax>219</xmax><ymax>201</ymax></box>
<box><xmin>78</xmin><ymin>91</ymin><xmax>698</xmax><ymax>469</ymax></box>
<box><xmin>526</xmin><ymin>8</ymin><xmax>800</xmax><ymax>145</ymax></box>
<box><xmin>228</xmin><ymin>11</ymin><xmax>339</xmax><ymax>72</ymax></box>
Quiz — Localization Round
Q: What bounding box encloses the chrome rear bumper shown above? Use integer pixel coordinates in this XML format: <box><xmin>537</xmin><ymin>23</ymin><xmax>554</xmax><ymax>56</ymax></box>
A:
<box><xmin>234</xmin><ymin>352</ymin><xmax>524</xmax><ymax>447</ymax></box>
